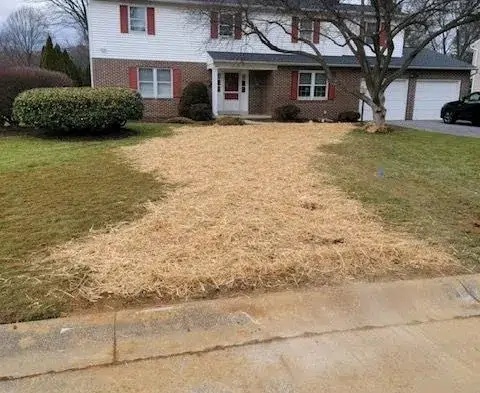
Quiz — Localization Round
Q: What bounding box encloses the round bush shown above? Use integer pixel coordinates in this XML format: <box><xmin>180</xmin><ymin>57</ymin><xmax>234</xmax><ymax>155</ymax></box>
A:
<box><xmin>274</xmin><ymin>104</ymin><xmax>301</xmax><ymax>122</ymax></box>
<box><xmin>0</xmin><ymin>67</ymin><xmax>72</xmax><ymax>125</ymax></box>
<box><xmin>188</xmin><ymin>103</ymin><xmax>213</xmax><ymax>121</ymax></box>
<box><xmin>13</xmin><ymin>87</ymin><xmax>143</xmax><ymax>132</ymax></box>
<box><xmin>178</xmin><ymin>82</ymin><xmax>211</xmax><ymax>119</ymax></box>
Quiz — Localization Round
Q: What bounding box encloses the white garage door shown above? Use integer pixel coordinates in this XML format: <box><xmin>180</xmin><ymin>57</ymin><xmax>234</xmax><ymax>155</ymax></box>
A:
<box><xmin>360</xmin><ymin>80</ymin><xmax>408</xmax><ymax>121</ymax></box>
<box><xmin>413</xmin><ymin>80</ymin><xmax>461</xmax><ymax>120</ymax></box>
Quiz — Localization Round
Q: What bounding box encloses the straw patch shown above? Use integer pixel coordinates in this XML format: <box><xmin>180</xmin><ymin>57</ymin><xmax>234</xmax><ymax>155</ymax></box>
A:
<box><xmin>47</xmin><ymin>123</ymin><xmax>460</xmax><ymax>302</ymax></box>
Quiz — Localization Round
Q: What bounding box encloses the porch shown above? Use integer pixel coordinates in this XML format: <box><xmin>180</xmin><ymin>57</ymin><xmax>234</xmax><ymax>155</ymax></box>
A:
<box><xmin>208</xmin><ymin>61</ymin><xmax>276</xmax><ymax>117</ymax></box>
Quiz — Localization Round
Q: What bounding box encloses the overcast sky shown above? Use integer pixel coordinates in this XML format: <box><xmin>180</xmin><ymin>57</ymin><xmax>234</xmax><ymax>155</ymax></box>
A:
<box><xmin>0</xmin><ymin>0</ymin><xmax>77</xmax><ymax>43</ymax></box>
<box><xmin>0</xmin><ymin>0</ymin><xmax>26</xmax><ymax>22</ymax></box>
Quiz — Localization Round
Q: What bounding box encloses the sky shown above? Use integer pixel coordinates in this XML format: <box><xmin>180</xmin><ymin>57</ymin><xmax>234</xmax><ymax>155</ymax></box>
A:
<box><xmin>0</xmin><ymin>0</ymin><xmax>77</xmax><ymax>43</ymax></box>
<box><xmin>0</xmin><ymin>0</ymin><xmax>25</xmax><ymax>23</ymax></box>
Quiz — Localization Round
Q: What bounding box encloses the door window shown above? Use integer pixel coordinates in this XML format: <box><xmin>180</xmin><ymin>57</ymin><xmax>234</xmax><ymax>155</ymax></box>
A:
<box><xmin>224</xmin><ymin>73</ymin><xmax>239</xmax><ymax>100</ymax></box>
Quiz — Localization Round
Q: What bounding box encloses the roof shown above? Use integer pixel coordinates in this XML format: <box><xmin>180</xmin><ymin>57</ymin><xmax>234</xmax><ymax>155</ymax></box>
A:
<box><xmin>207</xmin><ymin>48</ymin><xmax>473</xmax><ymax>70</ymax></box>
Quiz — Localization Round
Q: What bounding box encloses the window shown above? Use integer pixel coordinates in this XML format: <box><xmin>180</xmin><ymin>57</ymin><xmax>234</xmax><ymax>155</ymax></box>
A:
<box><xmin>299</xmin><ymin>18</ymin><xmax>313</xmax><ymax>41</ymax></box>
<box><xmin>219</xmin><ymin>13</ymin><xmax>234</xmax><ymax>37</ymax></box>
<box><xmin>466</xmin><ymin>92</ymin><xmax>480</xmax><ymax>102</ymax></box>
<box><xmin>138</xmin><ymin>68</ymin><xmax>172</xmax><ymax>99</ymax></box>
<box><xmin>130</xmin><ymin>6</ymin><xmax>146</xmax><ymax>32</ymax></box>
<box><xmin>364</xmin><ymin>21</ymin><xmax>377</xmax><ymax>45</ymax></box>
<box><xmin>298</xmin><ymin>71</ymin><xmax>327</xmax><ymax>100</ymax></box>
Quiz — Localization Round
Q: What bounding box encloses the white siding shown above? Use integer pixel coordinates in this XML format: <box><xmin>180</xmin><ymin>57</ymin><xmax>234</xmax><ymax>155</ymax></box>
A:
<box><xmin>89</xmin><ymin>0</ymin><xmax>404</xmax><ymax>61</ymax></box>
<box><xmin>471</xmin><ymin>40</ymin><xmax>480</xmax><ymax>92</ymax></box>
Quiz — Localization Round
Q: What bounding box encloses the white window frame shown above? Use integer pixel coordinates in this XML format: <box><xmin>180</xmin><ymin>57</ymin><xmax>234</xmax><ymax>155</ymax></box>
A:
<box><xmin>138</xmin><ymin>68</ymin><xmax>173</xmax><ymax>99</ymax></box>
<box><xmin>129</xmin><ymin>6</ymin><xmax>146</xmax><ymax>33</ymax></box>
<box><xmin>297</xmin><ymin>71</ymin><xmax>328</xmax><ymax>100</ymax></box>
<box><xmin>219</xmin><ymin>13</ymin><xmax>234</xmax><ymax>37</ymax></box>
<box><xmin>299</xmin><ymin>18</ymin><xmax>313</xmax><ymax>41</ymax></box>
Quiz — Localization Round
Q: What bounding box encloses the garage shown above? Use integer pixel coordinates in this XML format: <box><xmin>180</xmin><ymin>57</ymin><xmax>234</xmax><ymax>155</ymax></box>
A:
<box><xmin>413</xmin><ymin>80</ymin><xmax>461</xmax><ymax>120</ymax></box>
<box><xmin>360</xmin><ymin>80</ymin><xmax>408</xmax><ymax>121</ymax></box>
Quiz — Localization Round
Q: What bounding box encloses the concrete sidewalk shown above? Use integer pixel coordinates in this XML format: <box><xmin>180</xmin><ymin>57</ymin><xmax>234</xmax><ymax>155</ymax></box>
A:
<box><xmin>2</xmin><ymin>274</ymin><xmax>480</xmax><ymax>392</ymax></box>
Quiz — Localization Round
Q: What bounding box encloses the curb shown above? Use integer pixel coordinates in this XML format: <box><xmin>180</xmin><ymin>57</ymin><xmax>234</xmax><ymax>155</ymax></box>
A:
<box><xmin>1</xmin><ymin>274</ymin><xmax>480</xmax><ymax>380</ymax></box>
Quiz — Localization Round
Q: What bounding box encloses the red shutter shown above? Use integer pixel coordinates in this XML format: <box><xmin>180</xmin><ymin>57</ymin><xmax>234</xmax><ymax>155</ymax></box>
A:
<box><xmin>147</xmin><ymin>7</ymin><xmax>155</xmax><ymax>35</ymax></box>
<box><xmin>173</xmin><ymin>68</ymin><xmax>182</xmax><ymax>100</ymax></box>
<box><xmin>313</xmin><ymin>20</ymin><xmax>320</xmax><ymax>44</ymax></box>
<box><xmin>291</xmin><ymin>16</ymin><xmax>299</xmax><ymax>43</ymax></box>
<box><xmin>210</xmin><ymin>12</ymin><xmax>219</xmax><ymax>39</ymax></box>
<box><xmin>234</xmin><ymin>12</ymin><xmax>242</xmax><ymax>39</ymax></box>
<box><xmin>328</xmin><ymin>83</ymin><xmax>336</xmax><ymax>100</ymax></box>
<box><xmin>128</xmin><ymin>67</ymin><xmax>138</xmax><ymax>90</ymax></box>
<box><xmin>290</xmin><ymin>71</ymin><xmax>298</xmax><ymax>100</ymax></box>
<box><xmin>120</xmin><ymin>5</ymin><xmax>129</xmax><ymax>34</ymax></box>
<box><xmin>379</xmin><ymin>24</ymin><xmax>387</xmax><ymax>48</ymax></box>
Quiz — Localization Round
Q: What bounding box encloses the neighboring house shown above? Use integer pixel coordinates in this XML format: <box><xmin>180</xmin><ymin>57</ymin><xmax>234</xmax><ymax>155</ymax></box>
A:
<box><xmin>471</xmin><ymin>40</ymin><xmax>480</xmax><ymax>92</ymax></box>
<box><xmin>88</xmin><ymin>0</ymin><xmax>473</xmax><ymax>121</ymax></box>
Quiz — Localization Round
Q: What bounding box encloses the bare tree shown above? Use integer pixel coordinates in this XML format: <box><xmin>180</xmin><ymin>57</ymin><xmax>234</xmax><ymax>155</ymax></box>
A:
<box><xmin>196</xmin><ymin>0</ymin><xmax>480</xmax><ymax>129</ymax></box>
<box><xmin>36</xmin><ymin>0</ymin><xmax>88</xmax><ymax>43</ymax></box>
<box><xmin>0</xmin><ymin>7</ymin><xmax>49</xmax><ymax>66</ymax></box>
<box><xmin>406</xmin><ymin>1</ymin><xmax>480</xmax><ymax>62</ymax></box>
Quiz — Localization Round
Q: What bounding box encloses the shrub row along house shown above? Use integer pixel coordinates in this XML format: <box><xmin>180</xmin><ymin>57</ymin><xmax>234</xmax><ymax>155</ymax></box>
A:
<box><xmin>88</xmin><ymin>0</ymin><xmax>473</xmax><ymax>121</ymax></box>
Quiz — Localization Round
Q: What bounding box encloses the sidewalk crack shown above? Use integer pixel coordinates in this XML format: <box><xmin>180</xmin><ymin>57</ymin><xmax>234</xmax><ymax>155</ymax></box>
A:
<box><xmin>458</xmin><ymin>279</ymin><xmax>480</xmax><ymax>303</ymax></box>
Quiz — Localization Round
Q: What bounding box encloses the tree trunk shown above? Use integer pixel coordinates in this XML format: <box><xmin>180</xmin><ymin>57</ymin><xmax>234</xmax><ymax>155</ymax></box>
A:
<box><xmin>370</xmin><ymin>91</ymin><xmax>387</xmax><ymax>131</ymax></box>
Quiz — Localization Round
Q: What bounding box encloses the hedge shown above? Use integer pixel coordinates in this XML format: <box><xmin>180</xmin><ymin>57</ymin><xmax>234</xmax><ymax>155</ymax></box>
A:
<box><xmin>0</xmin><ymin>67</ymin><xmax>72</xmax><ymax>125</ymax></box>
<box><xmin>13</xmin><ymin>87</ymin><xmax>143</xmax><ymax>132</ymax></box>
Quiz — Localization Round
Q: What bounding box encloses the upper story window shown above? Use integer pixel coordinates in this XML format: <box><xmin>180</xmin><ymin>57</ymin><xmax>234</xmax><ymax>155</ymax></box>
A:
<box><xmin>298</xmin><ymin>71</ymin><xmax>327</xmax><ymax>100</ymax></box>
<box><xmin>138</xmin><ymin>68</ymin><xmax>172</xmax><ymax>99</ymax></box>
<box><xmin>299</xmin><ymin>18</ymin><xmax>313</xmax><ymax>41</ymax></box>
<box><xmin>130</xmin><ymin>6</ymin><xmax>146</xmax><ymax>32</ymax></box>
<box><xmin>219</xmin><ymin>13</ymin><xmax>234</xmax><ymax>37</ymax></box>
<box><xmin>364</xmin><ymin>21</ymin><xmax>377</xmax><ymax>44</ymax></box>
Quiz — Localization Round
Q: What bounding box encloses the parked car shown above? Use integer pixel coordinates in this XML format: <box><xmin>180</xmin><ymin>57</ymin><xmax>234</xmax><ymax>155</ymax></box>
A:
<box><xmin>441</xmin><ymin>92</ymin><xmax>480</xmax><ymax>125</ymax></box>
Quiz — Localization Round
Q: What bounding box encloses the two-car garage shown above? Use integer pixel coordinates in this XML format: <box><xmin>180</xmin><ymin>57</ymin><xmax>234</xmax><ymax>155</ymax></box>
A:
<box><xmin>360</xmin><ymin>78</ymin><xmax>462</xmax><ymax>121</ymax></box>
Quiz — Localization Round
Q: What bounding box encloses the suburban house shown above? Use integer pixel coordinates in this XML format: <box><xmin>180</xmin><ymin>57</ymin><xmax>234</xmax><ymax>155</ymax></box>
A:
<box><xmin>88</xmin><ymin>0</ymin><xmax>473</xmax><ymax>121</ymax></box>
<box><xmin>471</xmin><ymin>40</ymin><xmax>480</xmax><ymax>92</ymax></box>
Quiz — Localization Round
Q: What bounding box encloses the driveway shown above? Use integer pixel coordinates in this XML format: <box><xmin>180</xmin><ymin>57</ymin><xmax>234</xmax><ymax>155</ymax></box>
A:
<box><xmin>390</xmin><ymin>120</ymin><xmax>480</xmax><ymax>137</ymax></box>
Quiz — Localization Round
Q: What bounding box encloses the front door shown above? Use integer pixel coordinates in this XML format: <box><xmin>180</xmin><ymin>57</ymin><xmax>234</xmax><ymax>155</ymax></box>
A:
<box><xmin>217</xmin><ymin>71</ymin><xmax>248</xmax><ymax>114</ymax></box>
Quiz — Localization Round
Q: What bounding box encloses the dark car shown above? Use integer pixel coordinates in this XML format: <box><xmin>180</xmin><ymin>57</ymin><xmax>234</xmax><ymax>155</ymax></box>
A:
<box><xmin>441</xmin><ymin>92</ymin><xmax>480</xmax><ymax>126</ymax></box>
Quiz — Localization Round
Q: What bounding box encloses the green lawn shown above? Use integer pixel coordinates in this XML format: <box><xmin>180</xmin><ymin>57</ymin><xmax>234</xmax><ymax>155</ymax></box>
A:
<box><xmin>0</xmin><ymin>123</ymin><xmax>173</xmax><ymax>323</ymax></box>
<box><xmin>319</xmin><ymin>128</ymin><xmax>480</xmax><ymax>269</ymax></box>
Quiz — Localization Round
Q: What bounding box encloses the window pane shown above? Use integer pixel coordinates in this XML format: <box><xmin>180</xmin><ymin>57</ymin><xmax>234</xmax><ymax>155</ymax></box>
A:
<box><xmin>300</xmin><ymin>19</ymin><xmax>312</xmax><ymax>40</ymax></box>
<box><xmin>157</xmin><ymin>83</ymin><xmax>171</xmax><ymax>98</ymax></box>
<box><xmin>219</xmin><ymin>14</ymin><xmax>233</xmax><ymax>36</ymax></box>
<box><xmin>298</xmin><ymin>86</ymin><xmax>311</xmax><ymax>97</ymax></box>
<box><xmin>131</xmin><ymin>21</ymin><xmax>145</xmax><ymax>31</ymax></box>
<box><xmin>314</xmin><ymin>73</ymin><xmax>326</xmax><ymax>85</ymax></box>
<box><xmin>157</xmin><ymin>69</ymin><xmax>171</xmax><ymax>82</ymax></box>
<box><xmin>299</xmin><ymin>73</ymin><xmax>311</xmax><ymax>85</ymax></box>
<box><xmin>139</xmin><ymin>82</ymin><xmax>154</xmax><ymax>97</ymax></box>
<box><xmin>314</xmin><ymin>86</ymin><xmax>326</xmax><ymax>97</ymax></box>
<box><xmin>130</xmin><ymin>7</ymin><xmax>144</xmax><ymax>19</ymax></box>
<box><xmin>139</xmin><ymin>68</ymin><xmax>153</xmax><ymax>82</ymax></box>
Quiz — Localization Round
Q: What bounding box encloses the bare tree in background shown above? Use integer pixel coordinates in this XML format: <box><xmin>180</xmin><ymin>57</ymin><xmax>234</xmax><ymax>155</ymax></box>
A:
<box><xmin>196</xmin><ymin>0</ymin><xmax>480</xmax><ymax>129</ymax></box>
<box><xmin>0</xmin><ymin>6</ymin><xmax>49</xmax><ymax>66</ymax></box>
<box><xmin>406</xmin><ymin>0</ymin><xmax>480</xmax><ymax>62</ymax></box>
<box><xmin>36</xmin><ymin>0</ymin><xmax>89</xmax><ymax>43</ymax></box>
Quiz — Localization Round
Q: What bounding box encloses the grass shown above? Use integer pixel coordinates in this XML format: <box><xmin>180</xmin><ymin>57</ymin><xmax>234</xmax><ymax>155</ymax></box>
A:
<box><xmin>0</xmin><ymin>122</ymin><xmax>173</xmax><ymax>323</ymax></box>
<box><xmin>319</xmin><ymin>128</ymin><xmax>480</xmax><ymax>269</ymax></box>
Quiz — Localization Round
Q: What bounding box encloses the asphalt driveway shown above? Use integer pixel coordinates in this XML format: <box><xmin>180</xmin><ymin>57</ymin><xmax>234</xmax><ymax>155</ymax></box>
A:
<box><xmin>390</xmin><ymin>120</ymin><xmax>480</xmax><ymax>137</ymax></box>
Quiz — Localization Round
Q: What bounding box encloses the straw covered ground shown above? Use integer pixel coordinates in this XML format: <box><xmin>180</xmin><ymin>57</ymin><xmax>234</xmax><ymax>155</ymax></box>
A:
<box><xmin>47</xmin><ymin>123</ymin><xmax>461</xmax><ymax>302</ymax></box>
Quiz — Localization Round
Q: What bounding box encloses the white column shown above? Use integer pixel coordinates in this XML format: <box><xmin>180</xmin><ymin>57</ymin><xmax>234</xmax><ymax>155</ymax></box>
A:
<box><xmin>211</xmin><ymin>67</ymin><xmax>219</xmax><ymax>117</ymax></box>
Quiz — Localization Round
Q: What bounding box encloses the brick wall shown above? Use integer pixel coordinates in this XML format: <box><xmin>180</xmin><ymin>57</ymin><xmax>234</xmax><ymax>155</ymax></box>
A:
<box><xmin>271</xmin><ymin>67</ymin><xmax>363</xmax><ymax>120</ymax></box>
<box><xmin>91</xmin><ymin>58</ymin><xmax>210</xmax><ymax>120</ymax></box>
<box><xmin>92</xmin><ymin>57</ymin><xmax>471</xmax><ymax>121</ymax></box>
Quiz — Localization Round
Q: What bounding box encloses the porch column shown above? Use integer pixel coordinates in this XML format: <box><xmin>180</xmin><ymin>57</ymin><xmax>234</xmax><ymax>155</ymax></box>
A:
<box><xmin>211</xmin><ymin>67</ymin><xmax>219</xmax><ymax>117</ymax></box>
